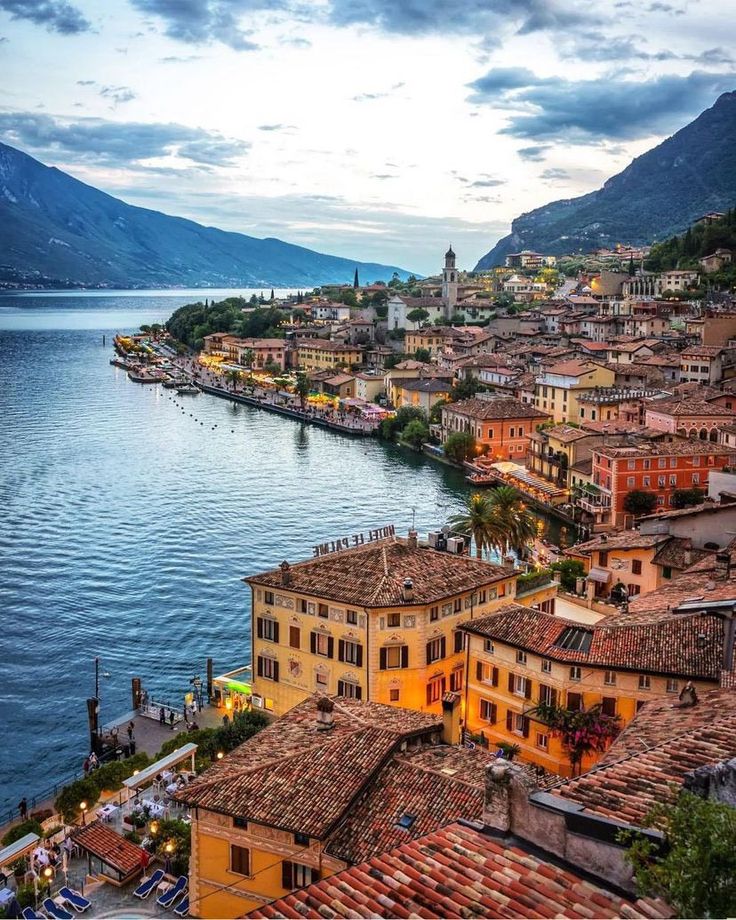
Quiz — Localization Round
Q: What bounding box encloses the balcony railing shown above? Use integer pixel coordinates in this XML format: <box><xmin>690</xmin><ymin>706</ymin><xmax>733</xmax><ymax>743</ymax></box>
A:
<box><xmin>576</xmin><ymin>495</ymin><xmax>611</xmax><ymax>514</ymax></box>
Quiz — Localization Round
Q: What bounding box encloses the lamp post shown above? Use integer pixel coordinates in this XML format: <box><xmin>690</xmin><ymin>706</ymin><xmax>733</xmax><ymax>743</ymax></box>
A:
<box><xmin>80</xmin><ymin>802</ymin><xmax>88</xmax><ymax>826</ymax></box>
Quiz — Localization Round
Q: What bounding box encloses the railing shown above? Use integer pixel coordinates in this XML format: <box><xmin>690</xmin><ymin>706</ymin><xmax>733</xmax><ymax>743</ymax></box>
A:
<box><xmin>576</xmin><ymin>495</ymin><xmax>611</xmax><ymax>514</ymax></box>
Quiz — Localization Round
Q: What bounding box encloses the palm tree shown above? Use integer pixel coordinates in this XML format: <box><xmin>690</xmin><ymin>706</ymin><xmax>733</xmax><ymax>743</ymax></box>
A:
<box><xmin>241</xmin><ymin>348</ymin><xmax>255</xmax><ymax>369</ymax></box>
<box><xmin>294</xmin><ymin>372</ymin><xmax>310</xmax><ymax>410</ymax></box>
<box><xmin>449</xmin><ymin>493</ymin><xmax>499</xmax><ymax>559</ymax></box>
<box><xmin>488</xmin><ymin>486</ymin><xmax>538</xmax><ymax>556</ymax></box>
<box><xmin>225</xmin><ymin>369</ymin><xmax>241</xmax><ymax>391</ymax></box>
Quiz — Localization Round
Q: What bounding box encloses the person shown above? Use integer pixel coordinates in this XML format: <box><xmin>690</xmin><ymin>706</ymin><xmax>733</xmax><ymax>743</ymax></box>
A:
<box><xmin>18</xmin><ymin>798</ymin><xmax>27</xmax><ymax>820</ymax></box>
<box><xmin>159</xmin><ymin>707</ymin><xmax>165</xmax><ymax>725</ymax></box>
<box><xmin>127</xmin><ymin>721</ymin><xmax>134</xmax><ymax>742</ymax></box>
<box><xmin>139</xmin><ymin>849</ymin><xmax>150</xmax><ymax>872</ymax></box>
<box><xmin>88</xmin><ymin>752</ymin><xmax>98</xmax><ymax>770</ymax></box>
<box><xmin>168</xmin><ymin>710</ymin><xmax>175</xmax><ymax>729</ymax></box>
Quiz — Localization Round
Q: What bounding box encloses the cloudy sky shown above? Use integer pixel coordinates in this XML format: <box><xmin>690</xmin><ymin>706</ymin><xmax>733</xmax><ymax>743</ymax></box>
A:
<box><xmin>1</xmin><ymin>0</ymin><xmax>735</xmax><ymax>274</ymax></box>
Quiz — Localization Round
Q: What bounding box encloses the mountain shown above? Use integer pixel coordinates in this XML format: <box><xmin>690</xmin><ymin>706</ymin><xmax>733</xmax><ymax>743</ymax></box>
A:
<box><xmin>0</xmin><ymin>142</ymin><xmax>412</xmax><ymax>288</ymax></box>
<box><xmin>476</xmin><ymin>91</ymin><xmax>736</xmax><ymax>269</ymax></box>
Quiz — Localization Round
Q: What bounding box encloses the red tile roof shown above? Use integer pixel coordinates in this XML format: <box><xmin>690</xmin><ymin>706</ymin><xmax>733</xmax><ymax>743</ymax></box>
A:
<box><xmin>444</xmin><ymin>397</ymin><xmax>548</xmax><ymax>420</ymax></box>
<box><xmin>552</xmin><ymin>689</ymin><xmax>736</xmax><ymax>825</ymax></box>
<box><xmin>246</xmin><ymin>537</ymin><xmax>511</xmax><ymax>607</ymax></box>
<box><xmin>247</xmin><ymin>822</ymin><xmax>667</xmax><ymax>919</ymax></box>
<box><xmin>71</xmin><ymin>821</ymin><xmax>143</xmax><ymax>877</ymax></box>
<box><xmin>462</xmin><ymin>603</ymin><xmax>727</xmax><ymax>679</ymax></box>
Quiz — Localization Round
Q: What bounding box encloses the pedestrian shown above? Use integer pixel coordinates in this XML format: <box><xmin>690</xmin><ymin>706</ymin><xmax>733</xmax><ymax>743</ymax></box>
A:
<box><xmin>88</xmin><ymin>752</ymin><xmax>99</xmax><ymax>770</ymax></box>
<box><xmin>169</xmin><ymin>710</ymin><xmax>175</xmax><ymax>729</ymax></box>
<box><xmin>139</xmin><ymin>849</ymin><xmax>150</xmax><ymax>872</ymax></box>
<box><xmin>159</xmin><ymin>706</ymin><xmax>165</xmax><ymax>725</ymax></box>
<box><xmin>83</xmin><ymin>757</ymin><xmax>90</xmax><ymax>776</ymax></box>
<box><xmin>18</xmin><ymin>798</ymin><xmax>27</xmax><ymax>820</ymax></box>
<box><xmin>127</xmin><ymin>721</ymin><xmax>134</xmax><ymax>742</ymax></box>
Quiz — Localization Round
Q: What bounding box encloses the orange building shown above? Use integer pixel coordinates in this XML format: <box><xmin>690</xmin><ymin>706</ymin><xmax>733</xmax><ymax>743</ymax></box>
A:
<box><xmin>440</xmin><ymin>397</ymin><xmax>548</xmax><ymax>462</ymax></box>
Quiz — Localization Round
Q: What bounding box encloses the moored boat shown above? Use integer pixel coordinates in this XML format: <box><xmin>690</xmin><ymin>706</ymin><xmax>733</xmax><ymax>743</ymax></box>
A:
<box><xmin>177</xmin><ymin>384</ymin><xmax>200</xmax><ymax>395</ymax></box>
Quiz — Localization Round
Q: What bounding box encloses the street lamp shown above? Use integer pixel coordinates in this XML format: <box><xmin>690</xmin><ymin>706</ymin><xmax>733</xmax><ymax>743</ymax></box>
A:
<box><xmin>216</xmin><ymin>751</ymin><xmax>224</xmax><ymax>760</ymax></box>
<box><xmin>150</xmin><ymin>820</ymin><xmax>159</xmax><ymax>836</ymax></box>
<box><xmin>79</xmin><ymin>802</ymin><xmax>88</xmax><ymax>825</ymax></box>
<box><xmin>42</xmin><ymin>867</ymin><xmax>53</xmax><ymax>880</ymax></box>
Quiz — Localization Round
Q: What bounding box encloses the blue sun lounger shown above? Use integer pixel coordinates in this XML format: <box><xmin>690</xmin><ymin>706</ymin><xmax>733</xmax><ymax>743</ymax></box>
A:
<box><xmin>59</xmin><ymin>887</ymin><xmax>92</xmax><ymax>913</ymax></box>
<box><xmin>174</xmin><ymin>895</ymin><xmax>189</xmax><ymax>917</ymax></box>
<box><xmin>156</xmin><ymin>876</ymin><xmax>188</xmax><ymax>909</ymax></box>
<box><xmin>43</xmin><ymin>899</ymin><xmax>74</xmax><ymax>920</ymax></box>
<box><xmin>133</xmin><ymin>868</ymin><xmax>165</xmax><ymax>899</ymax></box>
<box><xmin>22</xmin><ymin>909</ymin><xmax>44</xmax><ymax>919</ymax></box>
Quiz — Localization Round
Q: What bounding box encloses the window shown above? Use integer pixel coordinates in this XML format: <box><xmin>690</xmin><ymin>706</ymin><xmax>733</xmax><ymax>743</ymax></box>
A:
<box><xmin>663</xmin><ymin>566</ymin><xmax>672</xmax><ymax>579</ymax></box>
<box><xmin>538</xmin><ymin>683</ymin><xmax>556</xmax><ymax>707</ymax></box>
<box><xmin>450</xmin><ymin>668</ymin><xmax>463</xmax><ymax>692</ymax></box>
<box><xmin>294</xmin><ymin>833</ymin><xmax>309</xmax><ymax>846</ymax></box>
<box><xmin>257</xmin><ymin>617</ymin><xmax>279</xmax><ymax>643</ymax></box>
<box><xmin>657</xmin><ymin>496</ymin><xmax>665</xmax><ymax>505</ymax></box>
<box><xmin>339</xmin><ymin>639</ymin><xmax>363</xmax><ymax>666</ymax></box>
<box><xmin>380</xmin><ymin>646</ymin><xmax>408</xmax><ymax>670</ymax></box>
<box><xmin>289</xmin><ymin>626</ymin><xmax>300</xmax><ymax>649</ymax></box>
<box><xmin>601</xmin><ymin>696</ymin><xmax>617</xmax><ymax>717</ymax></box>
<box><xmin>426</xmin><ymin>675</ymin><xmax>446</xmax><ymax>705</ymax></box>
<box><xmin>514</xmin><ymin>675</ymin><xmax>529</xmax><ymax>697</ymax></box>
<box><xmin>282</xmin><ymin>862</ymin><xmax>318</xmax><ymax>891</ymax></box>
<box><xmin>627</xmin><ymin>476</ymin><xmax>635</xmax><ymax>487</ymax></box>
<box><xmin>484</xmin><ymin>639</ymin><xmax>494</xmax><ymax>654</ymax></box>
<box><xmin>477</xmin><ymin>662</ymin><xmax>499</xmax><ymax>686</ymax></box>
<box><xmin>669</xmin><ymin>475</ymin><xmax>677</xmax><ymax>486</ymax></box>
<box><xmin>567</xmin><ymin>691</ymin><xmax>582</xmax><ymax>710</ymax></box>
<box><xmin>233</xmin><ymin>817</ymin><xmax>248</xmax><ymax>829</ymax></box>
<box><xmin>297</xmin><ymin>599</ymin><xmax>308</xmax><ymax>614</ymax></box>
<box><xmin>643</xmin><ymin>476</ymin><xmax>651</xmax><ymax>487</ymax></box>
<box><xmin>337</xmin><ymin>679</ymin><xmax>362</xmax><ymax>700</ymax></box>
<box><xmin>387</xmin><ymin>612</ymin><xmax>401</xmax><ymax>628</ymax></box>
<box><xmin>632</xmin><ymin>559</ymin><xmax>642</xmax><ymax>575</ymax></box>
<box><xmin>638</xmin><ymin>674</ymin><xmax>651</xmax><ymax>690</ymax></box>
<box><xmin>692</xmin><ymin>473</ymin><xmax>700</xmax><ymax>484</ymax></box>
<box><xmin>658</xmin><ymin>475</ymin><xmax>666</xmax><ymax>487</ymax></box>
<box><xmin>257</xmin><ymin>656</ymin><xmax>279</xmax><ymax>682</ymax></box>
<box><xmin>670</xmin><ymin>457</ymin><xmax>677</xmax><ymax>468</ymax></box>
<box><xmin>604</xmin><ymin>670</ymin><xmax>616</xmax><ymax>686</ymax></box>
<box><xmin>627</xmin><ymin>459</ymin><xmax>636</xmax><ymax>470</ymax></box>
<box><xmin>599</xmin><ymin>551</ymin><xmax>609</xmax><ymax>567</ymax></box>
<box><xmin>346</xmin><ymin>609</ymin><xmax>358</xmax><ymax>625</ymax></box>
<box><xmin>569</xmin><ymin>666</ymin><xmax>582</xmax><ymax>681</ymax></box>
<box><xmin>430</xmin><ymin>606</ymin><xmax>439</xmax><ymax>622</ymax></box>
<box><xmin>264</xmin><ymin>591</ymin><xmax>274</xmax><ymax>605</ymax></box>
<box><xmin>310</xmin><ymin>632</ymin><xmax>333</xmax><ymax>658</ymax></box>
<box><xmin>389</xmin><ymin>688</ymin><xmax>400</xmax><ymax>702</ymax></box>
<box><xmin>453</xmin><ymin>598</ymin><xmax>463</xmax><ymax>613</ymax></box>
<box><xmin>516</xmin><ymin>650</ymin><xmax>527</xmax><ymax>665</ymax></box>
<box><xmin>658</xmin><ymin>458</ymin><xmax>667</xmax><ymax>469</ymax></box>
<box><xmin>426</xmin><ymin>636</ymin><xmax>446</xmax><ymax>664</ymax></box>
<box><xmin>315</xmin><ymin>671</ymin><xmax>328</xmax><ymax>690</ymax></box>
<box><xmin>666</xmin><ymin>678</ymin><xmax>679</xmax><ymax>694</ymax></box>
<box><xmin>480</xmin><ymin>699</ymin><xmax>497</xmax><ymax>723</ymax></box>
<box><xmin>231</xmin><ymin>845</ymin><xmax>250</xmax><ymax>876</ymax></box>
<box><xmin>643</xmin><ymin>459</ymin><xmax>651</xmax><ymax>470</ymax></box>
<box><xmin>536</xmin><ymin>732</ymin><xmax>549</xmax><ymax>750</ymax></box>
<box><xmin>511</xmin><ymin>713</ymin><xmax>528</xmax><ymax>736</ymax></box>
<box><xmin>541</xmin><ymin>658</ymin><xmax>552</xmax><ymax>674</ymax></box>
<box><xmin>318</xmin><ymin>603</ymin><xmax>329</xmax><ymax>619</ymax></box>
<box><xmin>479</xmin><ymin>590</ymin><xmax>487</xmax><ymax>604</ymax></box>
<box><xmin>454</xmin><ymin>630</ymin><xmax>464</xmax><ymax>653</ymax></box>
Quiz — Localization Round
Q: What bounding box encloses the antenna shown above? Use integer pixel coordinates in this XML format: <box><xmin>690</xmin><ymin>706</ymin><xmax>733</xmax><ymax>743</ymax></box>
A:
<box><xmin>411</xmin><ymin>506</ymin><xmax>417</xmax><ymax>530</ymax></box>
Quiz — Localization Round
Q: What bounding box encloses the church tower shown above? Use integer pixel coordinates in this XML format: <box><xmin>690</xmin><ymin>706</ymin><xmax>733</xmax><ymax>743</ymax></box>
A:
<box><xmin>441</xmin><ymin>244</ymin><xmax>458</xmax><ymax>311</ymax></box>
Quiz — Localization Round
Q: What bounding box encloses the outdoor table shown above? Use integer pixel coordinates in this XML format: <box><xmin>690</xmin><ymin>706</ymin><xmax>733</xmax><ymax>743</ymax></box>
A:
<box><xmin>145</xmin><ymin>800</ymin><xmax>165</xmax><ymax>817</ymax></box>
<box><xmin>32</xmin><ymin>847</ymin><xmax>49</xmax><ymax>866</ymax></box>
<box><xmin>166</xmin><ymin>782</ymin><xmax>179</xmax><ymax>795</ymax></box>
<box><xmin>97</xmin><ymin>803</ymin><xmax>118</xmax><ymax>822</ymax></box>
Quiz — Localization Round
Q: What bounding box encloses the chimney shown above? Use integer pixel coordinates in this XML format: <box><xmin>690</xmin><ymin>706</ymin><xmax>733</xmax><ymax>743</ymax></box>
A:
<box><xmin>600</xmin><ymin>533</ymin><xmax>608</xmax><ymax>544</ymax></box>
<box><xmin>715</xmin><ymin>552</ymin><xmax>731</xmax><ymax>581</ymax></box>
<box><xmin>315</xmin><ymin>696</ymin><xmax>335</xmax><ymax>731</ymax></box>
<box><xmin>280</xmin><ymin>560</ymin><xmax>291</xmax><ymax>587</ymax></box>
<box><xmin>407</xmin><ymin>529</ymin><xmax>418</xmax><ymax>549</ymax></box>
<box><xmin>441</xmin><ymin>692</ymin><xmax>462</xmax><ymax>746</ymax></box>
<box><xmin>402</xmin><ymin>578</ymin><xmax>414</xmax><ymax>602</ymax></box>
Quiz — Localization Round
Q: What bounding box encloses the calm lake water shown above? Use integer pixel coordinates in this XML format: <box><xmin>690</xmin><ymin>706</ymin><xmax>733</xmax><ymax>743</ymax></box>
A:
<box><xmin>0</xmin><ymin>290</ymin><xmax>569</xmax><ymax>814</ymax></box>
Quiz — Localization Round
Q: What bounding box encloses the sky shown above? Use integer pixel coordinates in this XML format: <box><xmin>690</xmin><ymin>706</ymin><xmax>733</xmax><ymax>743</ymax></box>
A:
<box><xmin>0</xmin><ymin>1</ymin><xmax>735</xmax><ymax>275</ymax></box>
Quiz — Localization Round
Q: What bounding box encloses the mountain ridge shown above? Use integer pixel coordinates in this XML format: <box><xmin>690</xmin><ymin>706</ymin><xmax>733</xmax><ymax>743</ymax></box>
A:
<box><xmin>0</xmin><ymin>142</ymin><xmax>412</xmax><ymax>288</ymax></box>
<box><xmin>475</xmin><ymin>91</ymin><xmax>736</xmax><ymax>269</ymax></box>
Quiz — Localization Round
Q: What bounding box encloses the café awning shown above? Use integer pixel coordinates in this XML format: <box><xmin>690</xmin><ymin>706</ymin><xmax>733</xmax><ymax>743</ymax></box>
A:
<box><xmin>587</xmin><ymin>566</ymin><xmax>611</xmax><ymax>584</ymax></box>
<box><xmin>0</xmin><ymin>833</ymin><xmax>41</xmax><ymax>868</ymax></box>
<box><xmin>122</xmin><ymin>742</ymin><xmax>198</xmax><ymax>791</ymax></box>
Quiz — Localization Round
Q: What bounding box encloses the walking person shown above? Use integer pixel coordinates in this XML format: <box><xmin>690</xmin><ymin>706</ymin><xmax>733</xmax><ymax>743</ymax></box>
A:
<box><xmin>127</xmin><ymin>720</ymin><xmax>134</xmax><ymax>742</ymax></box>
<box><xmin>18</xmin><ymin>798</ymin><xmax>27</xmax><ymax>821</ymax></box>
<box><xmin>159</xmin><ymin>706</ymin><xmax>165</xmax><ymax>725</ymax></box>
<box><xmin>168</xmin><ymin>709</ymin><xmax>175</xmax><ymax>730</ymax></box>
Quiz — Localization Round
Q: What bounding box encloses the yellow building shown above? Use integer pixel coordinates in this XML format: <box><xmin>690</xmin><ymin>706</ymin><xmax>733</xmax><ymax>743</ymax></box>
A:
<box><xmin>461</xmin><ymin>600</ymin><xmax>724</xmax><ymax>777</ymax></box>
<box><xmin>179</xmin><ymin>694</ymin><xmax>492</xmax><ymax>919</ymax></box>
<box><xmin>245</xmin><ymin>531</ymin><xmax>517</xmax><ymax>718</ymax></box>
<box><xmin>534</xmin><ymin>361</ymin><xmax>615</xmax><ymax>424</ymax></box>
<box><xmin>405</xmin><ymin>327</ymin><xmax>461</xmax><ymax>358</ymax></box>
<box><xmin>394</xmin><ymin>377</ymin><xmax>453</xmax><ymax>413</ymax></box>
<box><xmin>565</xmin><ymin>531</ymin><xmax>670</xmax><ymax>601</ymax></box>
<box><xmin>383</xmin><ymin>361</ymin><xmax>453</xmax><ymax>408</ymax></box>
<box><xmin>295</xmin><ymin>340</ymin><xmax>363</xmax><ymax>372</ymax></box>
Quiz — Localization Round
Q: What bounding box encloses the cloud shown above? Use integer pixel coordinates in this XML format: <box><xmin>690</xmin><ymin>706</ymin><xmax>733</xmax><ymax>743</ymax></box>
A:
<box><xmin>518</xmin><ymin>144</ymin><xmax>549</xmax><ymax>161</ymax></box>
<box><xmin>76</xmin><ymin>79</ymin><xmax>95</xmax><ymax>85</ymax></box>
<box><xmin>467</xmin><ymin>68</ymin><xmax>736</xmax><ymax>142</ymax></box>
<box><xmin>257</xmin><ymin>123</ymin><xmax>295</xmax><ymax>131</ymax></box>
<box><xmin>159</xmin><ymin>54</ymin><xmax>203</xmax><ymax>63</ymax></box>
<box><xmin>0</xmin><ymin>0</ymin><xmax>89</xmax><ymax>33</ymax></box>
<box><xmin>540</xmin><ymin>167</ymin><xmax>569</xmax><ymax>180</ymax></box>
<box><xmin>99</xmin><ymin>85</ymin><xmax>136</xmax><ymax>105</ymax></box>
<box><xmin>469</xmin><ymin>178</ymin><xmax>505</xmax><ymax>188</ymax></box>
<box><xmin>352</xmin><ymin>83</ymin><xmax>404</xmax><ymax>102</ymax></box>
<box><xmin>0</xmin><ymin>112</ymin><xmax>250</xmax><ymax>167</ymax></box>
<box><xmin>128</xmin><ymin>0</ymin><xmax>265</xmax><ymax>50</ymax></box>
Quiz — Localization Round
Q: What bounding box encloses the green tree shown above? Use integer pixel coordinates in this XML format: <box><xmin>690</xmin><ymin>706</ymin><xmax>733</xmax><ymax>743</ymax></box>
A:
<box><xmin>225</xmin><ymin>369</ymin><xmax>241</xmax><ymax>391</ymax></box>
<box><xmin>294</xmin><ymin>372</ymin><xmax>310</xmax><ymax>410</ymax></box>
<box><xmin>487</xmin><ymin>485</ymin><xmax>537</xmax><ymax>556</ymax></box>
<box><xmin>241</xmin><ymin>348</ymin><xmax>255</xmax><ymax>369</ymax></box>
<box><xmin>451</xmin><ymin>377</ymin><xmax>489</xmax><ymax>402</ymax></box>
<box><xmin>623</xmin><ymin>489</ymin><xmax>657</xmax><ymax>516</ymax></box>
<box><xmin>406</xmin><ymin>307</ymin><xmax>430</xmax><ymax>328</ymax></box>
<box><xmin>531</xmin><ymin>702</ymin><xmax>620</xmax><ymax>775</ymax></box>
<box><xmin>414</xmin><ymin>347</ymin><xmax>431</xmax><ymax>363</ymax></box>
<box><xmin>402</xmin><ymin>419</ymin><xmax>429</xmax><ymax>451</ymax></box>
<box><xmin>263</xmin><ymin>359</ymin><xmax>281</xmax><ymax>376</ymax></box>
<box><xmin>550</xmin><ymin>558</ymin><xmax>586</xmax><ymax>592</ymax></box>
<box><xmin>429</xmin><ymin>398</ymin><xmax>450</xmax><ymax>425</ymax></box>
<box><xmin>449</xmin><ymin>492</ymin><xmax>497</xmax><ymax>558</ymax></box>
<box><xmin>671</xmin><ymin>487</ymin><xmax>705</xmax><ymax>509</ymax></box>
<box><xmin>623</xmin><ymin>791</ymin><xmax>736</xmax><ymax>919</ymax></box>
<box><xmin>444</xmin><ymin>431</ymin><xmax>477</xmax><ymax>465</ymax></box>
<box><xmin>383</xmin><ymin>353</ymin><xmax>403</xmax><ymax>369</ymax></box>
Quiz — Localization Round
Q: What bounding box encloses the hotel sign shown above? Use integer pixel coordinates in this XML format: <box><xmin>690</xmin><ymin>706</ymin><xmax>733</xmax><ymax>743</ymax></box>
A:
<box><xmin>313</xmin><ymin>524</ymin><xmax>396</xmax><ymax>557</ymax></box>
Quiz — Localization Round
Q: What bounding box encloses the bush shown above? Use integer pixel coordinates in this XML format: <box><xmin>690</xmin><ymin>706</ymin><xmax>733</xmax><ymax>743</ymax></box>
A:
<box><xmin>622</xmin><ymin>489</ymin><xmax>657</xmax><ymax>516</ymax></box>
<box><xmin>550</xmin><ymin>559</ymin><xmax>587</xmax><ymax>592</ymax></box>
<box><xmin>153</xmin><ymin>818</ymin><xmax>191</xmax><ymax>877</ymax></box>
<box><xmin>43</xmin><ymin>825</ymin><xmax>64</xmax><ymax>840</ymax></box>
<box><xmin>401</xmin><ymin>419</ymin><xmax>429</xmax><ymax>451</ymax></box>
<box><xmin>54</xmin><ymin>752</ymin><xmax>151</xmax><ymax>823</ymax></box>
<box><xmin>2</xmin><ymin>819</ymin><xmax>43</xmax><ymax>847</ymax></box>
<box><xmin>124</xmin><ymin>830</ymin><xmax>142</xmax><ymax>844</ymax></box>
<box><xmin>444</xmin><ymin>431</ymin><xmax>476</xmax><ymax>464</ymax></box>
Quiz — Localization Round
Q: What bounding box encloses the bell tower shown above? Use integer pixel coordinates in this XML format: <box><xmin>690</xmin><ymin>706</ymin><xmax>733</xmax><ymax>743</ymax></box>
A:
<box><xmin>442</xmin><ymin>244</ymin><xmax>458</xmax><ymax>310</ymax></box>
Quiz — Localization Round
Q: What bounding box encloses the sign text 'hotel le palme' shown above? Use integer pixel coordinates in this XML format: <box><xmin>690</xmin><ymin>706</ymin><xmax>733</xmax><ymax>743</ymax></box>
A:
<box><xmin>312</xmin><ymin>524</ymin><xmax>396</xmax><ymax>557</ymax></box>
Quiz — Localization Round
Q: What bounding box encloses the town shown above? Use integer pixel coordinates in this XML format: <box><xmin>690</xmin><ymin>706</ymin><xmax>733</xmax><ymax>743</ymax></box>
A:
<box><xmin>4</xmin><ymin>213</ymin><xmax>736</xmax><ymax>920</ymax></box>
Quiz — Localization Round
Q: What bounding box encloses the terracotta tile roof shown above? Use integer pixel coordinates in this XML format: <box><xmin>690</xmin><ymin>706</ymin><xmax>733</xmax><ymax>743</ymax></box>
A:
<box><xmin>398</xmin><ymin>378</ymin><xmax>452</xmax><ymax>393</ymax></box>
<box><xmin>462</xmin><ymin>603</ymin><xmax>726</xmax><ymax>679</ymax></box>
<box><xmin>542</xmin><ymin>424</ymin><xmax>592</xmax><ymax>443</ymax></box>
<box><xmin>246</xmin><ymin>537</ymin><xmax>511</xmax><ymax>607</ymax></box>
<box><xmin>71</xmin><ymin>821</ymin><xmax>142</xmax><ymax>877</ymax></box>
<box><xmin>651</xmin><ymin>538</ymin><xmax>711</xmax><ymax>571</ymax></box>
<box><xmin>596</xmin><ymin>438</ymin><xmax>729</xmax><ymax>459</ymax></box>
<box><xmin>646</xmin><ymin>396</ymin><xmax>736</xmax><ymax>418</ymax></box>
<box><xmin>542</xmin><ymin>360</ymin><xmax>607</xmax><ymax>377</ymax></box>
<box><xmin>625</xmin><ymin>558</ymin><xmax>736</xmax><ymax>621</ymax></box>
<box><xmin>552</xmin><ymin>690</ymin><xmax>736</xmax><ymax>826</ymax></box>
<box><xmin>176</xmin><ymin>696</ymin><xmax>442</xmax><ymax>837</ymax></box>
<box><xmin>248</xmin><ymin>822</ymin><xmax>665</xmax><ymax>919</ymax></box>
<box><xmin>445</xmin><ymin>397</ymin><xmax>548</xmax><ymax>420</ymax></box>
<box><xmin>638</xmin><ymin>500</ymin><xmax>722</xmax><ymax>521</ymax></box>
<box><xmin>570</xmin><ymin>531</ymin><xmax>667</xmax><ymax>554</ymax></box>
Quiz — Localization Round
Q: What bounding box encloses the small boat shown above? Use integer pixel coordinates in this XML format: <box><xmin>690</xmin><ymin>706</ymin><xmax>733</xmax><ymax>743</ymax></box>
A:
<box><xmin>163</xmin><ymin>377</ymin><xmax>187</xmax><ymax>389</ymax></box>
<box><xmin>177</xmin><ymin>384</ymin><xmax>200</xmax><ymax>395</ymax></box>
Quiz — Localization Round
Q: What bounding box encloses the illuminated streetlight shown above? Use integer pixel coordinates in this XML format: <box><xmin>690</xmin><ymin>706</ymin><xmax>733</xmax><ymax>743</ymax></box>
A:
<box><xmin>164</xmin><ymin>842</ymin><xmax>175</xmax><ymax>854</ymax></box>
<box><xmin>79</xmin><ymin>802</ymin><xmax>88</xmax><ymax>825</ymax></box>
<box><xmin>43</xmin><ymin>867</ymin><xmax>53</xmax><ymax>880</ymax></box>
<box><xmin>150</xmin><ymin>821</ymin><xmax>159</xmax><ymax>836</ymax></box>
<box><xmin>216</xmin><ymin>751</ymin><xmax>224</xmax><ymax>760</ymax></box>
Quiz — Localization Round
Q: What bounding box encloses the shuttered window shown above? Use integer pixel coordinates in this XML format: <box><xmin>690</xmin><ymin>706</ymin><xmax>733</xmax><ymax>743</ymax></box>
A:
<box><xmin>310</xmin><ymin>632</ymin><xmax>334</xmax><ymax>658</ymax></box>
<box><xmin>338</xmin><ymin>640</ymin><xmax>363</xmax><ymax>666</ymax></box>
<box><xmin>256</xmin><ymin>657</ymin><xmax>279</xmax><ymax>682</ymax></box>
<box><xmin>256</xmin><ymin>618</ymin><xmax>279</xmax><ymax>643</ymax></box>
<box><xmin>426</xmin><ymin>636</ymin><xmax>446</xmax><ymax>664</ymax></box>
<box><xmin>282</xmin><ymin>861</ymin><xmax>319</xmax><ymax>891</ymax></box>
<box><xmin>380</xmin><ymin>646</ymin><xmax>408</xmax><ymax>669</ymax></box>
<box><xmin>231</xmin><ymin>845</ymin><xmax>250</xmax><ymax>876</ymax></box>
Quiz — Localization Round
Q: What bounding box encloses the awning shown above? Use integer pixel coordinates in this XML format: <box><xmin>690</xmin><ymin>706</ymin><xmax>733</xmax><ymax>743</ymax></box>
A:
<box><xmin>0</xmin><ymin>833</ymin><xmax>41</xmax><ymax>868</ymax></box>
<box><xmin>122</xmin><ymin>742</ymin><xmax>198</xmax><ymax>790</ymax></box>
<box><xmin>587</xmin><ymin>566</ymin><xmax>611</xmax><ymax>584</ymax></box>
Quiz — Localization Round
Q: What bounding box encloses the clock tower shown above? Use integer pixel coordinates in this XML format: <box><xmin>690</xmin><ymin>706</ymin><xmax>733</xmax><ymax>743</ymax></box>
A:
<box><xmin>441</xmin><ymin>244</ymin><xmax>458</xmax><ymax>311</ymax></box>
